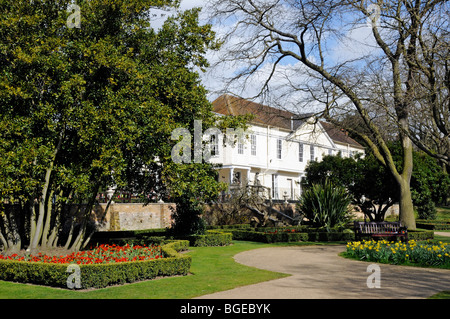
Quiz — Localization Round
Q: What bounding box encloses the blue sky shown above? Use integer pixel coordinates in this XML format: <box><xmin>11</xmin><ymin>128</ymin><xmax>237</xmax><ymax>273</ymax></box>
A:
<box><xmin>149</xmin><ymin>0</ymin><xmax>381</xmax><ymax>111</ymax></box>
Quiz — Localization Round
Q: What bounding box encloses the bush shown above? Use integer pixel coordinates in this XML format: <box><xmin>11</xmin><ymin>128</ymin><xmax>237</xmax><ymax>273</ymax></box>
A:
<box><xmin>417</xmin><ymin>200</ymin><xmax>437</xmax><ymax>220</ymax></box>
<box><xmin>227</xmin><ymin>228</ymin><xmax>353</xmax><ymax>243</ymax></box>
<box><xmin>170</xmin><ymin>195</ymin><xmax>207</xmax><ymax>237</ymax></box>
<box><xmin>416</xmin><ymin>220</ymin><xmax>450</xmax><ymax>231</ymax></box>
<box><xmin>408</xmin><ymin>230</ymin><xmax>434</xmax><ymax>241</ymax></box>
<box><xmin>186</xmin><ymin>230</ymin><xmax>232</xmax><ymax>247</ymax></box>
<box><xmin>0</xmin><ymin>240</ymin><xmax>191</xmax><ymax>289</ymax></box>
<box><xmin>298</xmin><ymin>179</ymin><xmax>353</xmax><ymax>230</ymax></box>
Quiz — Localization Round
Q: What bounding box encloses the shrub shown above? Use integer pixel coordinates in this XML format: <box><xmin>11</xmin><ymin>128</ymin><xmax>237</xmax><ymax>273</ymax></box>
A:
<box><xmin>416</xmin><ymin>220</ymin><xmax>450</xmax><ymax>231</ymax></box>
<box><xmin>408</xmin><ymin>230</ymin><xmax>434</xmax><ymax>241</ymax></box>
<box><xmin>227</xmin><ymin>228</ymin><xmax>352</xmax><ymax>243</ymax></box>
<box><xmin>417</xmin><ymin>200</ymin><xmax>437</xmax><ymax>220</ymax></box>
<box><xmin>170</xmin><ymin>195</ymin><xmax>207</xmax><ymax>237</ymax></box>
<box><xmin>298</xmin><ymin>179</ymin><xmax>353</xmax><ymax>230</ymax></box>
<box><xmin>187</xmin><ymin>230</ymin><xmax>232</xmax><ymax>247</ymax></box>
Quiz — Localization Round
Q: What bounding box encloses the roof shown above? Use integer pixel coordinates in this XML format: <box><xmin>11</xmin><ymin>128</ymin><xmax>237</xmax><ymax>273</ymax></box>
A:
<box><xmin>211</xmin><ymin>94</ymin><xmax>309</xmax><ymax>131</ymax></box>
<box><xmin>319</xmin><ymin>121</ymin><xmax>364</xmax><ymax>149</ymax></box>
<box><xmin>212</xmin><ymin>94</ymin><xmax>364</xmax><ymax>149</ymax></box>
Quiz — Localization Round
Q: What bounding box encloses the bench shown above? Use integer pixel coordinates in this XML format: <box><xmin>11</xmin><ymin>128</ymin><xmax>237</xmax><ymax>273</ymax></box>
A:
<box><xmin>354</xmin><ymin>221</ymin><xmax>408</xmax><ymax>242</ymax></box>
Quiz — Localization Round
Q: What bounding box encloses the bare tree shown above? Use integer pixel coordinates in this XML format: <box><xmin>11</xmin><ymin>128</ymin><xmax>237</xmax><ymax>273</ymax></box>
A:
<box><xmin>206</xmin><ymin>0</ymin><xmax>449</xmax><ymax>230</ymax></box>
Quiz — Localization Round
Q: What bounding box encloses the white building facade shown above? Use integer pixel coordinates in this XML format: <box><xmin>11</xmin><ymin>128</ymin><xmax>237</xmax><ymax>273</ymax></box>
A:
<box><xmin>209</xmin><ymin>95</ymin><xmax>365</xmax><ymax>200</ymax></box>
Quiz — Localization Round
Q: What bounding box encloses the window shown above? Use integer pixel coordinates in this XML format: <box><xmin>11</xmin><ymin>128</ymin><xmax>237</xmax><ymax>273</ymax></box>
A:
<box><xmin>277</xmin><ymin>139</ymin><xmax>282</xmax><ymax>159</ymax></box>
<box><xmin>272</xmin><ymin>174</ymin><xmax>278</xmax><ymax>199</ymax></box>
<box><xmin>233</xmin><ymin>171</ymin><xmax>241</xmax><ymax>184</ymax></box>
<box><xmin>328</xmin><ymin>149</ymin><xmax>333</xmax><ymax>156</ymax></box>
<box><xmin>310</xmin><ymin>145</ymin><xmax>315</xmax><ymax>161</ymax></box>
<box><xmin>210</xmin><ymin>134</ymin><xmax>219</xmax><ymax>156</ymax></box>
<box><xmin>238</xmin><ymin>141</ymin><xmax>244</xmax><ymax>154</ymax></box>
<box><xmin>299</xmin><ymin>143</ymin><xmax>304</xmax><ymax>162</ymax></box>
<box><xmin>251</xmin><ymin>134</ymin><xmax>257</xmax><ymax>156</ymax></box>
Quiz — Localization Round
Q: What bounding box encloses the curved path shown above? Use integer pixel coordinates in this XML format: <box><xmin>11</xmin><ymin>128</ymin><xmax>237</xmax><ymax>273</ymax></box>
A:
<box><xmin>196</xmin><ymin>244</ymin><xmax>450</xmax><ymax>299</ymax></box>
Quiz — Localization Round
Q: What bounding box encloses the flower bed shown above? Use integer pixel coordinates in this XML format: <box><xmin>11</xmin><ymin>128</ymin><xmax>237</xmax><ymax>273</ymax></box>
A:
<box><xmin>0</xmin><ymin>244</ymin><xmax>163</xmax><ymax>264</ymax></box>
<box><xmin>0</xmin><ymin>240</ymin><xmax>191</xmax><ymax>289</ymax></box>
<box><xmin>345</xmin><ymin>239</ymin><xmax>450</xmax><ymax>268</ymax></box>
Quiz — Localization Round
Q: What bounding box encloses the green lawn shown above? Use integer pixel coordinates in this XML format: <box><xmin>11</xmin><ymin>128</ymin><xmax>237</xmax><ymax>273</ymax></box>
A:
<box><xmin>0</xmin><ymin>241</ymin><xmax>292</xmax><ymax>299</ymax></box>
<box><xmin>429</xmin><ymin>291</ymin><xmax>450</xmax><ymax>299</ymax></box>
<box><xmin>1</xmin><ymin>230</ymin><xmax>449</xmax><ymax>299</ymax></box>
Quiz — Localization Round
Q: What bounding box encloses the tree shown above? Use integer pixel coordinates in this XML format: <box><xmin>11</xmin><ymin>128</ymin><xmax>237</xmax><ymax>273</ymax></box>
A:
<box><xmin>304</xmin><ymin>153</ymin><xmax>398</xmax><ymax>222</ymax></box>
<box><xmin>304</xmin><ymin>146</ymin><xmax>450</xmax><ymax>221</ymax></box>
<box><xmin>208</xmin><ymin>0</ymin><xmax>449</xmax><ymax>230</ymax></box>
<box><xmin>0</xmin><ymin>0</ymin><xmax>223</xmax><ymax>253</ymax></box>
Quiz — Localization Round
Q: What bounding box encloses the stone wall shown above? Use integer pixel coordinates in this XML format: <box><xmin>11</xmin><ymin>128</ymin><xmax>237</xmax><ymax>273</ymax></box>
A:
<box><xmin>93</xmin><ymin>203</ymin><xmax>175</xmax><ymax>231</ymax></box>
<box><xmin>352</xmin><ymin>204</ymin><xmax>400</xmax><ymax>220</ymax></box>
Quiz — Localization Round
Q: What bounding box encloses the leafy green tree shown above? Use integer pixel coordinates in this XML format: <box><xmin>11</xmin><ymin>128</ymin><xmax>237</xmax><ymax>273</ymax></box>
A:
<box><xmin>410</xmin><ymin>151</ymin><xmax>449</xmax><ymax>219</ymax></box>
<box><xmin>0</xmin><ymin>0</ymin><xmax>225</xmax><ymax>253</ymax></box>
<box><xmin>304</xmin><ymin>145</ymin><xmax>449</xmax><ymax>222</ymax></box>
<box><xmin>304</xmin><ymin>153</ymin><xmax>398</xmax><ymax>222</ymax></box>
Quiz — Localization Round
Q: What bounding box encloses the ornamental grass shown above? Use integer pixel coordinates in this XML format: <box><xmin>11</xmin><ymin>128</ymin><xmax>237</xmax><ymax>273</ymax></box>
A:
<box><xmin>346</xmin><ymin>239</ymin><xmax>450</xmax><ymax>268</ymax></box>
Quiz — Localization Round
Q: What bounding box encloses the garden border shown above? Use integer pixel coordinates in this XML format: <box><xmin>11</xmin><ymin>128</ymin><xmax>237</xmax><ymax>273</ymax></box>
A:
<box><xmin>0</xmin><ymin>240</ymin><xmax>191</xmax><ymax>289</ymax></box>
<box><xmin>211</xmin><ymin>225</ymin><xmax>434</xmax><ymax>243</ymax></box>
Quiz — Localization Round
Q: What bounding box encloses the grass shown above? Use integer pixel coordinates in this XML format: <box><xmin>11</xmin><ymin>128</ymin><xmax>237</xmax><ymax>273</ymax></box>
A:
<box><xmin>0</xmin><ymin>241</ymin><xmax>292</xmax><ymax>299</ymax></box>
<box><xmin>429</xmin><ymin>291</ymin><xmax>450</xmax><ymax>299</ymax></box>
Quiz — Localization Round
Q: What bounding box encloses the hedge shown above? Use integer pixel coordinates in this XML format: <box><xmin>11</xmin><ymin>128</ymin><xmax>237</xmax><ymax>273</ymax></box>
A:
<box><xmin>407</xmin><ymin>230</ymin><xmax>434</xmax><ymax>241</ymax></box>
<box><xmin>416</xmin><ymin>220</ymin><xmax>450</xmax><ymax>231</ymax></box>
<box><xmin>206</xmin><ymin>224</ymin><xmax>252</xmax><ymax>230</ymax></box>
<box><xmin>227</xmin><ymin>227</ymin><xmax>433</xmax><ymax>243</ymax></box>
<box><xmin>0</xmin><ymin>240</ymin><xmax>191</xmax><ymax>289</ymax></box>
<box><xmin>185</xmin><ymin>230</ymin><xmax>233</xmax><ymax>247</ymax></box>
<box><xmin>228</xmin><ymin>229</ymin><xmax>354</xmax><ymax>243</ymax></box>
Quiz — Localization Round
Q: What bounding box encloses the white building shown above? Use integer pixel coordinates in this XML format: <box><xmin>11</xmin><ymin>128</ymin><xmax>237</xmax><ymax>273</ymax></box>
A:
<box><xmin>209</xmin><ymin>94</ymin><xmax>365</xmax><ymax>200</ymax></box>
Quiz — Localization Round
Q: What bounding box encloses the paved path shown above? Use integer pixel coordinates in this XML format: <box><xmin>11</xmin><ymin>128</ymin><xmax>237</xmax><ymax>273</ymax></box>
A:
<box><xmin>435</xmin><ymin>232</ymin><xmax>450</xmax><ymax>238</ymax></box>
<box><xmin>196</xmin><ymin>244</ymin><xmax>450</xmax><ymax>299</ymax></box>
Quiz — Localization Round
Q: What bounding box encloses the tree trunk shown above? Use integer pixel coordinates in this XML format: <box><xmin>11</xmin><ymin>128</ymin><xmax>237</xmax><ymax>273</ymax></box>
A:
<box><xmin>41</xmin><ymin>189</ymin><xmax>54</xmax><ymax>248</ymax></box>
<box><xmin>29</xmin><ymin>165</ymin><xmax>53</xmax><ymax>251</ymax></box>
<box><xmin>397</xmin><ymin>133</ymin><xmax>416</xmax><ymax>230</ymax></box>
<box><xmin>398</xmin><ymin>179</ymin><xmax>416</xmax><ymax>230</ymax></box>
<box><xmin>28</xmin><ymin>132</ymin><xmax>63</xmax><ymax>252</ymax></box>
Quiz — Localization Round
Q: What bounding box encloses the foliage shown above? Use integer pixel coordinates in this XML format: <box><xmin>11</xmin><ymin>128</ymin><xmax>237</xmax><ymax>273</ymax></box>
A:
<box><xmin>0</xmin><ymin>0</ymin><xmax>227</xmax><ymax>252</ymax></box>
<box><xmin>304</xmin><ymin>144</ymin><xmax>450</xmax><ymax>221</ymax></box>
<box><xmin>346</xmin><ymin>239</ymin><xmax>450</xmax><ymax>268</ymax></box>
<box><xmin>169</xmin><ymin>194</ymin><xmax>207</xmax><ymax>236</ymax></box>
<box><xmin>228</xmin><ymin>228</ymin><xmax>354</xmax><ymax>243</ymax></box>
<box><xmin>186</xmin><ymin>230</ymin><xmax>232</xmax><ymax>247</ymax></box>
<box><xmin>297</xmin><ymin>179</ymin><xmax>353</xmax><ymax>230</ymax></box>
<box><xmin>304</xmin><ymin>153</ymin><xmax>398</xmax><ymax>221</ymax></box>
<box><xmin>410</xmin><ymin>152</ymin><xmax>449</xmax><ymax>219</ymax></box>
<box><xmin>415</xmin><ymin>220</ymin><xmax>450</xmax><ymax>231</ymax></box>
